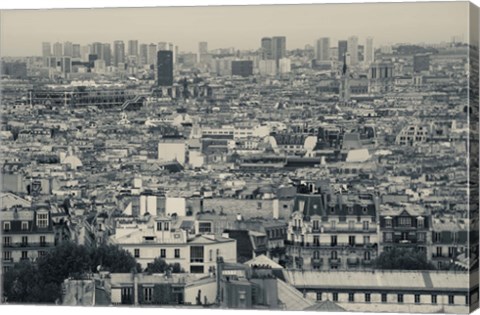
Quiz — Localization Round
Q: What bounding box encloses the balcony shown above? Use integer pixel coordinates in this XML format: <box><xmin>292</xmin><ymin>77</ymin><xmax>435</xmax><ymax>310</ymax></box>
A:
<box><xmin>3</xmin><ymin>242</ymin><xmax>52</xmax><ymax>248</ymax></box>
<box><xmin>347</xmin><ymin>257</ymin><xmax>360</xmax><ymax>266</ymax></box>
<box><xmin>311</xmin><ymin>258</ymin><xmax>323</xmax><ymax>267</ymax></box>
<box><xmin>329</xmin><ymin>258</ymin><xmax>341</xmax><ymax>266</ymax></box>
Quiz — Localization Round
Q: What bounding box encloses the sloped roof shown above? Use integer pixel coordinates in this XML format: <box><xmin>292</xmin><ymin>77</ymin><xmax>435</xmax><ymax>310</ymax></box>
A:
<box><xmin>244</xmin><ymin>254</ymin><xmax>284</xmax><ymax>269</ymax></box>
<box><xmin>277</xmin><ymin>279</ymin><xmax>315</xmax><ymax>311</ymax></box>
<box><xmin>304</xmin><ymin>300</ymin><xmax>346</xmax><ymax>312</ymax></box>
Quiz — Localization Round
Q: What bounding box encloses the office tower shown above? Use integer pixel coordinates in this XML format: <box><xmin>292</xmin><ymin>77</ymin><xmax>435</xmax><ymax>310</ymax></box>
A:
<box><xmin>128</xmin><ymin>40</ymin><xmax>138</xmax><ymax>57</ymax></box>
<box><xmin>157</xmin><ymin>50</ymin><xmax>173</xmax><ymax>86</ymax></box>
<box><xmin>158</xmin><ymin>42</ymin><xmax>167</xmax><ymax>51</ymax></box>
<box><xmin>261</xmin><ymin>37</ymin><xmax>272</xmax><ymax>60</ymax></box>
<box><xmin>413</xmin><ymin>54</ymin><xmax>430</xmax><ymax>72</ymax></box>
<box><xmin>53</xmin><ymin>42</ymin><xmax>63</xmax><ymax>57</ymax></box>
<box><xmin>259</xmin><ymin>59</ymin><xmax>277</xmax><ymax>76</ymax></box>
<box><xmin>81</xmin><ymin>45</ymin><xmax>90</xmax><ymax>62</ymax></box>
<box><xmin>338</xmin><ymin>40</ymin><xmax>348</xmax><ymax>62</ymax></box>
<box><xmin>113</xmin><ymin>40</ymin><xmax>125</xmax><ymax>67</ymax></box>
<box><xmin>231</xmin><ymin>60</ymin><xmax>253</xmax><ymax>77</ymax></box>
<box><xmin>92</xmin><ymin>42</ymin><xmax>104</xmax><ymax>61</ymax></box>
<box><xmin>271</xmin><ymin>36</ymin><xmax>286</xmax><ymax>66</ymax></box>
<box><xmin>72</xmin><ymin>44</ymin><xmax>81</xmax><ymax>59</ymax></box>
<box><xmin>315</xmin><ymin>37</ymin><xmax>330</xmax><ymax>61</ymax></box>
<box><xmin>63</xmin><ymin>42</ymin><xmax>73</xmax><ymax>57</ymax></box>
<box><xmin>347</xmin><ymin>36</ymin><xmax>359</xmax><ymax>65</ymax></box>
<box><xmin>199</xmin><ymin>42</ymin><xmax>208</xmax><ymax>55</ymax></box>
<box><xmin>175</xmin><ymin>46</ymin><xmax>179</xmax><ymax>64</ymax></box>
<box><xmin>103</xmin><ymin>43</ymin><xmax>112</xmax><ymax>67</ymax></box>
<box><xmin>61</xmin><ymin>57</ymin><xmax>72</xmax><ymax>76</ymax></box>
<box><xmin>42</xmin><ymin>42</ymin><xmax>51</xmax><ymax>57</ymax></box>
<box><xmin>365</xmin><ymin>37</ymin><xmax>374</xmax><ymax>65</ymax></box>
<box><xmin>148</xmin><ymin>43</ymin><xmax>157</xmax><ymax>65</ymax></box>
<box><xmin>139</xmin><ymin>44</ymin><xmax>148</xmax><ymax>66</ymax></box>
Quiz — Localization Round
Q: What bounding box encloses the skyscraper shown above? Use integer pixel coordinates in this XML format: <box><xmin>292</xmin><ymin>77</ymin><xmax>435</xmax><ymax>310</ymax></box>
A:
<box><xmin>347</xmin><ymin>36</ymin><xmax>359</xmax><ymax>65</ymax></box>
<box><xmin>199</xmin><ymin>42</ymin><xmax>208</xmax><ymax>55</ymax></box>
<box><xmin>271</xmin><ymin>36</ymin><xmax>286</xmax><ymax>66</ymax></box>
<box><xmin>261</xmin><ymin>37</ymin><xmax>272</xmax><ymax>60</ymax></box>
<box><xmin>315</xmin><ymin>37</ymin><xmax>330</xmax><ymax>61</ymax></box>
<box><xmin>158</xmin><ymin>42</ymin><xmax>167</xmax><ymax>51</ymax></box>
<box><xmin>365</xmin><ymin>37</ymin><xmax>374</xmax><ymax>65</ymax></box>
<box><xmin>128</xmin><ymin>40</ymin><xmax>139</xmax><ymax>57</ymax></box>
<box><xmin>139</xmin><ymin>44</ymin><xmax>148</xmax><ymax>66</ymax></box>
<box><xmin>63</xmin><ymin>42</ymin><xmax>73</xmax><ymax>57</ymax></box>
<box><xmin>103</xmin><ymin>43</ymin><xmax>112</xmax><ymax>67</ymax></box>
<box><xmin>92</xmin><ymin>42</ymin><xmax>104</xmax><ymax>60</ymax></box>
<box><xmin>157</xmin><ymin>50</ymin><xmax>173</xmax><ymax>86</ymax></box>
<box><xmin>53</xmin><ymin>42</ymin><xmax>63</xmax><ymax>57</ymax></box>
<box><xmin>42</xmin><ymin>42</ymin><xmax>51</xmax><ymax>58</ymax></box>
<box><xmin>338</xmin><ymin>40</ymin><xmax>348</xmax><ymax>62</ymax></box>
<box><xmin>72</xmin><ymin>44</ymin><xmax>81</xmax><ymax>59</ymax></box>
<box><xmin>148</xmin><ymin>43</ymin><xmax>157</xmax><ymax>66</ymax></box>
<box><xmin>113</xmin><ymin>40</ymin><xmax>125</xmax><ymax>67</ymax></box>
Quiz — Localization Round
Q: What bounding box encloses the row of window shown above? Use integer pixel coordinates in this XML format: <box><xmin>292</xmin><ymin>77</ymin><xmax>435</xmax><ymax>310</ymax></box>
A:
<box><xmin>3</xmin><ymin>236</ymin><xmax>47</xmax><ymax>246</ymax></box>
<box><xmin>292</xmin><ymin>234</ymin><xmax>371</xmax><ymax>246</ymax></box>
<box><xmin>317</xmin><ymin>292</ymin><xmax>466</xmax><ymax>305</ymax></box>
<box><xmin>2</xmin><ymin>214</ymin><xmax>49</xmax><ymax>231</ymax></box>
<box><xmin>133</xmin><ymin>247</ymin><xmax>221</xmax><ymax>262</ymax></box>
<box><xmin>3</xmin><ymin>250</ymin><xmax>47</xmax><ymax>261</ymax></box>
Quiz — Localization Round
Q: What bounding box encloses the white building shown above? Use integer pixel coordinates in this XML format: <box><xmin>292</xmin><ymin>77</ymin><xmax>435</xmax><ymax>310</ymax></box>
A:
<box><xmin>158</xmin><ymin>138</ymin><xmax>186</xmax><ymax>165</ymax></box>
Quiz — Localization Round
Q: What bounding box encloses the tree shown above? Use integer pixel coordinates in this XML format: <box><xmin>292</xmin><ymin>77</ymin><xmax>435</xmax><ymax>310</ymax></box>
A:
<box><xmin>146</xmin><ymin>257</ymin><xmax>169</xmax><ymax>273</ymax></box>
<box><xmin>374</xmin><ymin>247</ymin><xmax>435</xmax><ymax>270</ymax></box>
<box><xmin>91</xmin><ymin>244</ymin><xmax>140</xmax><ymax>273</ymax></box>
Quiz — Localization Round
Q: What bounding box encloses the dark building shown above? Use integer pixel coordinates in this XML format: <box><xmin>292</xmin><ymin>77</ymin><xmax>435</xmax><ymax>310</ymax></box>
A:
<box><xmin>413</xmin><ymin>53</ymin><xmax>431</xmax><ymax>72</ymax></box>
<box><xmin>338</xmin><ymin>40</ymin><xmax>348</xmax><ymax>62</ymax></box>
<box><xmin>1</xmin><ymin>61</ymin><xmax>27</xmax><ymax>79</ymax></box>
<box><xmin>231</xmin><ymin>60</ymin><xmax>253</xmax><ymax>77</ymax></box>
<box><xmin>271</xmin><ymin>36</ymin><xmax>286</xmax><ymax>66</ymax></box>
<box><xmin>157</xmin><ymin>50</ymin><xmax>174</xmax><ymax>86</ymax></box>
<box><xmin>261</xmin><ymin>37</ymin><xmax>273</xmax><ymax>60</ymax></box>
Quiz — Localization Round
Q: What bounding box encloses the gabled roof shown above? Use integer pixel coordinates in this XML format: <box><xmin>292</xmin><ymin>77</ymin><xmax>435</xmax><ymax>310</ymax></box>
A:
<box><xmin>244</xmin><ymin>254</ymin><xmax>283</xmax><ymax>269</ymax></box>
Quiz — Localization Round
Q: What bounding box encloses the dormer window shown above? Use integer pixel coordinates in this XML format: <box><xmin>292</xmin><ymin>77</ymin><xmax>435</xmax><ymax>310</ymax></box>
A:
<box><xmin>385</xmin><ymin>217</ymin><xmax>392</xmax><ymax>228</ymax></box>
<box><xmin>348</xmin><ymin>207</ymin><xmax>354</xmax><ymax>214</ymax></box>
<box><xmin>37</xmin><ymin>213</ymin><xmax>48</xmax><ymax>229</ymax></box>
<box><xmin>164</xmin><ymin>222</ymin><xmax>170</xmax><ymax>231</ymax></box>
<box><xmin>21</xmin><ymin>222</ymin><xmax>29</xmax><ymax>231</ymax></box>
<box><xmin>417</xmin><ymin>217</ymin><xmax>424</xmax><ymax>228</ymax></box>
<box><xmin>157</xmin><ymin>222</ymin><xmax>163</xmax><ymax>231</ymax></box>
<box><xmin>362</xmin><ymin>207</ymin><xmax>368</xmax><ymax>214</ymax></box>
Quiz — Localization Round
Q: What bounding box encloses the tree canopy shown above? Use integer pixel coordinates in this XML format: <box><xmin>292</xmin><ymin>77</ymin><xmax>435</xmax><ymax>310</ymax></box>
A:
<box><xmin>374</xmin><ymin>247</ymin><xmax>436</xmax><ymax>270</ymax></box>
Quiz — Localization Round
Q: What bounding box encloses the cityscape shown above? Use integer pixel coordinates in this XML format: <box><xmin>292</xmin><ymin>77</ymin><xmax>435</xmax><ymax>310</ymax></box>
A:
<box><xmin>0</xmin><ymin>2</ymin><xmax>479</xmax><ymax>314</ymax></box>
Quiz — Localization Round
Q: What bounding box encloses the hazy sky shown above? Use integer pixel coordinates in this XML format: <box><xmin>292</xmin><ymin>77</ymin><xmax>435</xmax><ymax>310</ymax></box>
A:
<box><xmin>0</xmin><ymin>2</ymin><xmax>469</xmax><ymax>56</ymax></box>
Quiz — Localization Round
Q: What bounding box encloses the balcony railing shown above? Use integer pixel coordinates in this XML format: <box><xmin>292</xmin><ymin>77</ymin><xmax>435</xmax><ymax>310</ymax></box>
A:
<box><xmin>3</xmin><ymin>242</ymin><xmax>52</xmax><ymax>248</ymax></box>
<box><xmin>329</xmin><ymin>258</ymin><xmax>341</xmax><ymax>265</ymax></box>
<box><xmin>311</xmin><ymin>258</ymin><xmax>323</xmax><ymax>266</ymax></box>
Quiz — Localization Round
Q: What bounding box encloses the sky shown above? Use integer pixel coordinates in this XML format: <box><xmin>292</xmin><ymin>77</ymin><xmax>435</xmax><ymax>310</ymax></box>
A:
<box><xmin>0</xmin><ymin>1</ymin><xmax>470</xmax><ymax>57</ymax></box>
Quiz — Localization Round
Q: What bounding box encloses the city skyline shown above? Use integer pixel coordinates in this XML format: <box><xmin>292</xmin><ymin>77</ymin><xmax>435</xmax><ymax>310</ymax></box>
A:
<box><xmin>0</xmin><ymin>2</ymin><xmax>468</xmax><ymax>57</ymax></box>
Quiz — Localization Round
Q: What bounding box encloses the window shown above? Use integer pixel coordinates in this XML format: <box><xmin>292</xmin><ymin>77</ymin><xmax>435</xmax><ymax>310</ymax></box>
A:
<box><xmin>21</xmin><ymin>222</ymin><xmax>29</xmax><ymax>230</ymax></box>
<box><xmin>417</xmin><ymin>217</ymin><xmax>424</xmax><ymax>228</ymax></box>
<box><xmin>333</xmin><ymin>293</ymin><xmax>338</xmax><ymax>302</ymax></box>
<box><xmin>121</xmin><ymin>288</ymin><xmax>133</xmax><ymax>304</ymax></box>
<box><xmin>313</xmin><ymin>251</ymin><xmax>320</xmax><ymax>259</ymax></box>
<box><xmin>365</xmin><ymin>293</ymin><xmax>371</xmax><ymax>303</ymax></box>
<box><xmin>3</xmin><ymin>221</ymin><xmax>11</xmax><ymax>231</ymax></box>
<box><xmin>156</xmin><ymin>222</ymin><xmax>163</xmax><ymax>231</ymax></box>
<box><xmin>348</xmin><ymin>236</ymin><xmax>356</xmax><ymax>246</ymax></box>
<box><xmin>22</xmin><ymin>236</ymin><xmax>28</xmax><ymax>246</ymax></box>
<box><xmin>174</xmin><ymin>249</ymin><xmax>180</xmax><ymax>258</ymax></box>
<box><xmin>384</xmin><ymin>232</ymin><xmax>393</xmax><ymax>242</ymax></box>
<box><xmin>349</xmin><ymin>293</ymin><xmax>355</xmax><ymax>302</ymax></box>
<box><xmin>364</xmin><ymin>251</ymin><xmax>371</xmax><ymax>261</ymax></box>
<box><xmin>134</xmin><ymin>249</ymin><xmax>140</xmax><ymax>258</ymax></box>
<box><xmin>436</xmin><ymin>247</ymin><xmax>443</xmax><ymax>257</ymax></box>
<box><xmin>316</xmin><ymin>292</ymin><xmax>322</xmax><ymax>301</ymax></box>
<box><xmin>160</xmin><ymin>249</ymin><xmax>166</xmax><ymax>258</ymax></box>
<box><xmin>363</xmin><ymin>236</ymin><xmax>370</xmax><ymax>245</ymax></box>
<box><xmin>312</xmin><ymin>220</ymin><xmax>319</xmax><ymax>231</ymax></box>
<box><xmin>164</xmin><ymin>222</ymin><xmax>169</xmax><ymax>231</ymax></box>
<box><xmin>331</xmin><ymin>236</ymin><xmax>337</xmax><ymax>246</ymax></box>
<box><xmin>216</xmin><ymin>249</ymin><xmax>220</xmax><ymax>258</ymax></box>
<box><xmin>363</xmin><ymin>221</ymin><xmax>369</xmax><ymax>231</ymax></box>
<box><xmin>431</xmin><ymin>295</ymin><xmax>437</xmax><ymax>304</ymax></box>
<box><xmin>331</xmin><ymin>251</ymin><xmax>338</xmax><ymax>259</ymax></box>
<box><xmin>3</xmin><ymin>237</ymin><xmax>11</xmax><ymax>247</ymax></box>
<box><xmin>21</xmin><ymin>251</ymin><xmax>28</xmax><ymax>260</ymax></box>
<box><xmin>348</xmin><ymin>221</ymin><xmax>355</xmax><ymax>230</ymax></box>
<box><xmin>385</xmin><ymin>218</ymin><xmax>392</xmax><ymax>228</ymax></box>
<box><xmin>3</xmin><ymin>251</ymin><xmax>12</xmax><ymax>261</ymax></box>
<box><xmin>313</xmin><ymin>236</ymin><xmax>320</xmax><ymax>246</ymax></box>
<box><xmin>381</xmin><ymin>293</ymin><xmax>387</xmax><ymax>303</ymax></box>
<box><xmin>448</xmin><ymin>247</ymin><xmax>456</xmax><ymax>258</ymax></box>
<box><xmin>398</xmin><ymin>294</ymin><xmax>404</xmax><ymax>303</ymax></box>
<box><xmin>449</xmin><ymin>295</ymin><xmax>454</xmax><ymax>305</ymax></box>
<box><xmin>415</xmin><ymin>294</ymin><xmax>420</xmax><ymax>304</ymax></box>
<box><xmin>209</xmin><ymin>249</ymin><xmax>213</xmax><ymax>261</ymax></box>
<box><xmin>40</xmin><ymin>236</ymin><xmax>46</xmax><ymax>246</ymax></box>
<box><xmin>399</xmin><ymin>217</ymin><xmax>411</xmax><ymax>227</ymax></box>
<box><xmin>198</xmin><ymin>222</ymin><xmax>212</xmax><ymax>233</ymax></box>
<box><xmin>331</xmin><ymin>221</ymin><xmax>336</xmax><ymax>230</ymax></box>
<box><xmin>418</xmin><ymin>232</ymin><xmax>426</xmax><ymax>242</ymax></box>
<box><xmin>37</xmin><ymin>213</ymin><xmax>48</xmax><ymax>228</ymax></box>
<box><xmin>143</xmin><ymin>287</ymin><xmax>153</xmax><ymax>302</ymax></box>
<box><xmin>190</xmin><ymin>246</ymin><xmax>204</xmax><ymax>263</ymax></box>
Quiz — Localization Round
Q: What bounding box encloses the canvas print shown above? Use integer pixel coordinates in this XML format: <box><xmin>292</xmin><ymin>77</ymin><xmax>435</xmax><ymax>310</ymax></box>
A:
<box><xmin>0</xmin><ymin>1</ymin><xmax>479</xmax><ymax>314</ymax></box>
